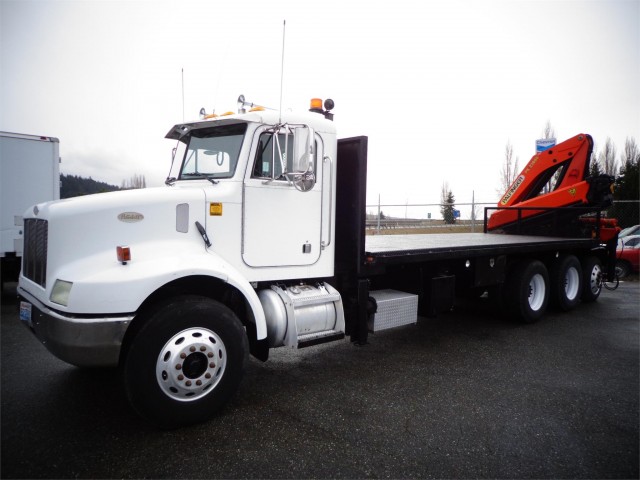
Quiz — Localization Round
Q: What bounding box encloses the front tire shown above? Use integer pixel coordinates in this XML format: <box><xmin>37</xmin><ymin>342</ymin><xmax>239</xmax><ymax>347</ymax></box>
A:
<box><xmin>123</xmin><ymin>296</ymin><xmax>247</xmax><ymax>428</ymax></box>
<box><xmin>550</xmin><ymin>255</ymin><xmax>583</xmax><ymax>311</ymax></box>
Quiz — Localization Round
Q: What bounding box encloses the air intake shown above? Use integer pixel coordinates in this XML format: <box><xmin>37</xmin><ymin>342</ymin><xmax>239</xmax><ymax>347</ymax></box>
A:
<box><xmin>22</xmin><ymin>219</ymin><xmax>48</xmax><ymax>288</ymax></box>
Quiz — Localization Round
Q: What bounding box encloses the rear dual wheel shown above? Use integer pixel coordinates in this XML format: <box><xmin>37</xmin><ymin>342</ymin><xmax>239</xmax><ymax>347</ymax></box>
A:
<box><xmin>550</xmin><ymin>255</ymin><xmax>583</xmax><ymax>312</ymax></box>
<box><xmin>504</xmin><ymin>259</ymin><xmax>550</xmax><ymax>324</ymax></box>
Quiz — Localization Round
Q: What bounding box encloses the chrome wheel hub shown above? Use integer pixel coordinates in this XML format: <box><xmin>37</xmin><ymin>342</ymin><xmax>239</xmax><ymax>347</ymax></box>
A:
<box><xmin>589</xmin><ymin>264</ymin><xmax>602</xmax><ymax>294</ymax></box>
<box><xmin>528</xmin><ymin>273</ymin><xmax>546</xmax><ymax>311</ymax></box>
<box><xmin>564</xmin><ymin>266</ymin><xmax>580</xmax><ymax>300</ymax></box>
<box><xmin>156</xmin><ymin>327</ymin><xmax>227</xmax><ymax>402</ymax></box>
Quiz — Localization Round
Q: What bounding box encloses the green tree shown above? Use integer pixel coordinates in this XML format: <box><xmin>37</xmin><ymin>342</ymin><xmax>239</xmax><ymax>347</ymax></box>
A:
<box><xmin>610</xmin><ymin>137</ymin><xmax>639</xmax><ymax>227</ymax></box>
<box><xmin>440</xmin><ymin>182</ymin><xmax>456</xmax><ymax>224</ymax></box>
<box><xmin>589</xmin><ymin>149</ymin><xmax>602</xmax><ymax>177</ymax></box>
<box><xmin>60</xmin><ymin>174</ymin><xmax>120</xmax><ymax>198</ymax></box>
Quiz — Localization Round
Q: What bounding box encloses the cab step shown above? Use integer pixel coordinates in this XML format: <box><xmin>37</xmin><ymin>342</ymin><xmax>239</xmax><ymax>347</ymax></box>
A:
<box><xmin>298</xmin><ymin>330</ymin><xmax>345</xmax><ymax>348</ymax></box>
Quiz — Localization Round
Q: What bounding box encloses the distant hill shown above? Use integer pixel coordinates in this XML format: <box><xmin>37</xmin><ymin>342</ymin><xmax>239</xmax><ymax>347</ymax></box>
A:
<box><xmin>60</xmin><ymin>174</ymin><xmax>120</xmax><ymax>198</ymax></box>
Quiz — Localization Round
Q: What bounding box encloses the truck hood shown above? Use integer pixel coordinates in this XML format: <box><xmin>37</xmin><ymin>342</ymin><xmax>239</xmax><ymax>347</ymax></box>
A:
<box><xmin>23</xmin><ymin>186</ymin><xmax>209</xmax><ymax>297</ymax></box>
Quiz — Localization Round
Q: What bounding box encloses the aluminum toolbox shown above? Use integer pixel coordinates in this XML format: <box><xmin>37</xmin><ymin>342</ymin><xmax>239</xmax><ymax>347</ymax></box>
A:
<box><xmin>368</xmin><ymin>289</ymin><xmax>418</xmax><ymax>332</ymax></box>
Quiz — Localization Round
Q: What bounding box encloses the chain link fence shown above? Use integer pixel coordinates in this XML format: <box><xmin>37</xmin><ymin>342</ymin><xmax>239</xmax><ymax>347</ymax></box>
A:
<box><xmin>606</xmin><ymin>200</ymin><xmax>640</xmax><ymax>231</ymax></box>
<box><xmin>366</xmin><ymin>200</ymin><xmax>639</xmax><ymax>235</ymax></box>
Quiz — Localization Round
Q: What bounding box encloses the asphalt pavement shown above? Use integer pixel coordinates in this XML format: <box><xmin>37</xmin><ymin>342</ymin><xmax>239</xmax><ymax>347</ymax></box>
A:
<box><xmin>2</xmin><ymin>280</ymin><xmax>638</xmax><ymax>479</ymax></box>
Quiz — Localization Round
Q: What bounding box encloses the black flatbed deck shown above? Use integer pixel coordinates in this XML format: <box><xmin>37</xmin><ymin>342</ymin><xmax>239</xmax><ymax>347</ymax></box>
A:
<box><xmin>365</xmin><ymin>233</ymin><xmax>595</xmax><ymax>264</ymax></box>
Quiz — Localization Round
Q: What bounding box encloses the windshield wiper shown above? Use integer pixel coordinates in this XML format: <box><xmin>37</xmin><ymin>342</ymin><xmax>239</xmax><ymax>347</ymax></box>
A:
<box><xmin>181</xmin><ymin>173</ymin><xmax>219</xmax><ymax>184</ymax></box>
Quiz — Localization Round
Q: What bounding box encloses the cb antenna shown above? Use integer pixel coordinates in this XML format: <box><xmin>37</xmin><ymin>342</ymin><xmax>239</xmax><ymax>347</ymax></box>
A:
<box><xmin>181</xmin><ymin>67</ymin><xmax>185</xmax><ymax>122</ymax></box>
<box><xmin>279</xmin><ymin>20</ymin><xmax>286</xmax><ymax>124</ymax></box>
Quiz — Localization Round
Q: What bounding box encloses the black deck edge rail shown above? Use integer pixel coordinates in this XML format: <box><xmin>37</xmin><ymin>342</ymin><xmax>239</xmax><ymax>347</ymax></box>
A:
<box><xmin>483</xmin><ymin>205</ymin><xmax>607</xmax><ymax>238</ymax></box>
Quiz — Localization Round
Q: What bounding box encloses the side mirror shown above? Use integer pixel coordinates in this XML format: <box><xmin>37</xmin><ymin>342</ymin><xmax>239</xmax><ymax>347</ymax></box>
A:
<box><xmin>289</xmin><ymin>126</ymin><xmax>316</xmax><ymax>192</ymax></box>
<box><xmin>293</xmin><ymin>126</ymin><xmax>315</xmax><ymax>174</ymax></box>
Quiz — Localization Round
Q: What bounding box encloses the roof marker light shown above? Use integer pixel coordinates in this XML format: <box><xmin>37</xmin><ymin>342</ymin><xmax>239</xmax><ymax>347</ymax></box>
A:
<box><xmin>200</xmin><ymin>107</ymin><xmax>218</xmax><ymax>120</ymax></box>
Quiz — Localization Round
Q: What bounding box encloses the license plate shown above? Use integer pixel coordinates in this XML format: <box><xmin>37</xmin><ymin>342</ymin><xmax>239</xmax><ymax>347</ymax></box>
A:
<box><xmin>19</xmin><ymin>301</ymin><xmax>33</xmax><ymax>328</ymax></box>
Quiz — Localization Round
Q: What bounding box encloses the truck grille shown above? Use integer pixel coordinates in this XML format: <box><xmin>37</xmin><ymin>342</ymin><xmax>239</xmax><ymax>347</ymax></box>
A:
<box><xmin>23</xmin><ymin>219</ymin><xmax>48</xmax><ymax>288</ymax></box>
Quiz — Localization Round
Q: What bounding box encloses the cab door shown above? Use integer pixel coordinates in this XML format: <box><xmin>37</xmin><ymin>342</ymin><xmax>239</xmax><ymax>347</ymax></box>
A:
<box><xmin>242</xmin><ymin>125</ymin><xmax>323</xmax><ymax>268</ymax></box>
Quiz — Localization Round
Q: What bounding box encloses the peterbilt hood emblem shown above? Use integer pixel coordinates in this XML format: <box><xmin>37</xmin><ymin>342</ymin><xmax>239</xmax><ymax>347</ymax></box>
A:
<box><xmin>33</xmin><ymin>205</ymin><xmax>39</xmax><ymax>216</ymax></box>
<box><xmin>118</xmin><ymin>212</ymin><xmax>144</xmax><ymax>223</ymax></box>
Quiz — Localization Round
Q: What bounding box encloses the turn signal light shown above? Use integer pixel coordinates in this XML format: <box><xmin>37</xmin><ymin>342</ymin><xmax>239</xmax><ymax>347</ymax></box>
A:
<box><xmin>117</xmin><ymin>246</ymin><xmax>131</xmax><ymax>264</ymax></box>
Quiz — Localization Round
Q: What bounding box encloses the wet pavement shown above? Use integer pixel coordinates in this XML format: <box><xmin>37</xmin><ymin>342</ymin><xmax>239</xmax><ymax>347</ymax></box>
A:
<box><xmin>2</xmin><ymin>281</ymin><xmax>638</xmax><ymax>478</ymax></box>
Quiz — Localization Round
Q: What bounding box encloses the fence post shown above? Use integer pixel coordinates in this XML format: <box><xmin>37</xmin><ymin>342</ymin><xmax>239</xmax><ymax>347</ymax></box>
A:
<box><xmin>377</xmin><ymin>194</ymin><xmax>381</xmax><ymax>234</ymax></box>
<box><xmin>471</xmin><ymin>190</ymin><xmax>476</xmax><ymax>233</ymax></box>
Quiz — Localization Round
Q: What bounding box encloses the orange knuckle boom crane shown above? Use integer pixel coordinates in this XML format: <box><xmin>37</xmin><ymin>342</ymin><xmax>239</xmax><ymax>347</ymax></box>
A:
<box><xmin>487</xmin><ymin>133</ymin><xmax>619</xmax><ymax>243</ymax></box>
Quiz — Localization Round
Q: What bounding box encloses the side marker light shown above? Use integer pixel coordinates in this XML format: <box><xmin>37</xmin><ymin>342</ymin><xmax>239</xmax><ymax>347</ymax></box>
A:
<box><xmin>117</xmin><ymin>246</ymin><xmax>131</xmax><ymax>264</ymax></box>
<box><xmin>210</xmin><ymin>203</ymin><xmax>223</xmax><ymax>216</ymax></box>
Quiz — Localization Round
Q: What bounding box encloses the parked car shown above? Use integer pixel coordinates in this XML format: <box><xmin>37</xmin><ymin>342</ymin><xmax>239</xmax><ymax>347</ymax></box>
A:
<box><xmin>618</xmin><ymin>233</ymin><xmax>640</xmax><ymax>248</ymax></box>
<box><xmin>616</xmin><ymin>234</ymin><xmax>640</xmax><ymax>278</ymax></box>
<box><xmin>619</xmin><ymin>224</ymin><xmax>640</xmax><ymax>239</ymax></box>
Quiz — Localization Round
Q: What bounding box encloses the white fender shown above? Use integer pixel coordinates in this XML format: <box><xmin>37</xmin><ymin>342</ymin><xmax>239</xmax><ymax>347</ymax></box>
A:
<box><xmin>50</xmin><ymin>247</ymin><xmax>267</xmax><ymax>340</ymax></box>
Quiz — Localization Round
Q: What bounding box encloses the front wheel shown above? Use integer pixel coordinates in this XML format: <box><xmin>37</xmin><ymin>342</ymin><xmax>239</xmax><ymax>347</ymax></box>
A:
<box><xmin>123</xmin><ymin>296</ymin><xmax>248</xmax><ymax>428</ymax></box>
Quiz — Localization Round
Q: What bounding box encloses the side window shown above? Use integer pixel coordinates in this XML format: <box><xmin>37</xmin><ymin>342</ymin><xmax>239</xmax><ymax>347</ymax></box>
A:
<box><xmin>251</xmin><ymin>129</ymin><xmax>317</xmax><ymax>180</ymax></box>
<box><xmin>252</xmin><ymin>133</ymin><xmax>293</xmax><ymax>179</ymax></box>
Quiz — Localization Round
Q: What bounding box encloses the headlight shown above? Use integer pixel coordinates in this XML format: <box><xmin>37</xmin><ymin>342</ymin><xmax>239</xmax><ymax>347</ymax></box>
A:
<box><xmin>50</xmin><ymin>280</ymin><xmax>73</xmax><ymax>306</ymax></box>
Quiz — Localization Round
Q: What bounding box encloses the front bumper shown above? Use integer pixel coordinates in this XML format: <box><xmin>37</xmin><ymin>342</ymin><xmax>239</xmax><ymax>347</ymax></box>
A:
<box><xmin>17</xmin><ymin>286</ymin><xmax>133</xmax><ymax>367</ymax></box>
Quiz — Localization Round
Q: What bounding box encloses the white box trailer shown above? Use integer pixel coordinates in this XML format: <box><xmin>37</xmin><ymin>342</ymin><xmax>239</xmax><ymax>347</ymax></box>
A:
<box><xmin>1</xmin><ymin>132</ymin><xmax>60</xmax><ymax>285</ymax></box>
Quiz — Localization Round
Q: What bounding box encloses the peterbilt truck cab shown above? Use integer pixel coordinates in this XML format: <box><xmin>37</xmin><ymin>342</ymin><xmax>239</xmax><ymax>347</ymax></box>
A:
<box><xmin>18</xmin><ymin>97</ymin><xmax>345</xmax><ymax>427</ymax></box>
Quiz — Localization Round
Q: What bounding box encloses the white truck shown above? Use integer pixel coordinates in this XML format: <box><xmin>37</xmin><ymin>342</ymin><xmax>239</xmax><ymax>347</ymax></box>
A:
<box><xmin>17</xmin><ymin>97</ymin><xmax>618</xmax><ymax>428</ymax></box>
<box><xmin>1</xmin><ymin>132</ymin><xmax>60</xmax><ymax>288</ymax></box>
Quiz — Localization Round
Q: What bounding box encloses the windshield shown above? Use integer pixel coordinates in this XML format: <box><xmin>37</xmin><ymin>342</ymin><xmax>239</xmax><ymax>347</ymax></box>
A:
<box><xmin>179</xmin><ymin>123</ymin><xmax>247</xmax><ymax>180</ymax></box>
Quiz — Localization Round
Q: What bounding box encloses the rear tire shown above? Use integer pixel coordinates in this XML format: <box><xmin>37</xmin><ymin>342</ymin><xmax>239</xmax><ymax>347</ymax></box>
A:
<box><xmin>581</xmin><ymin>256</ymin><xmax>603</xmax><ymax>303</ymax></box>
<box><xmin>615</xmin><ymin>260</ymin><xmax>631</xmax><ymax>279</ymax></box>
<box><xmin>123</xmin><ymin>296</ymin><xmax>247</xmax><ymax>429</ymax></box>
<box><xmin>504</xmin><ymin>259</ymin><xmax>550</xmax><ymax>323</ymax></box>
<box><xmin>550</xmin><ymin>255</ymin><xmax>583</xmax><ymax>311</ymax></box>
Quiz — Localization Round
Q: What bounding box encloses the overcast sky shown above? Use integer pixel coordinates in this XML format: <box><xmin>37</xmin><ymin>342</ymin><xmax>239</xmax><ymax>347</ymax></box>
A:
<box><xmin>1</xmin><ymin>0</ymin><xmax>638</xmax><ymax>217</ymax></box>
